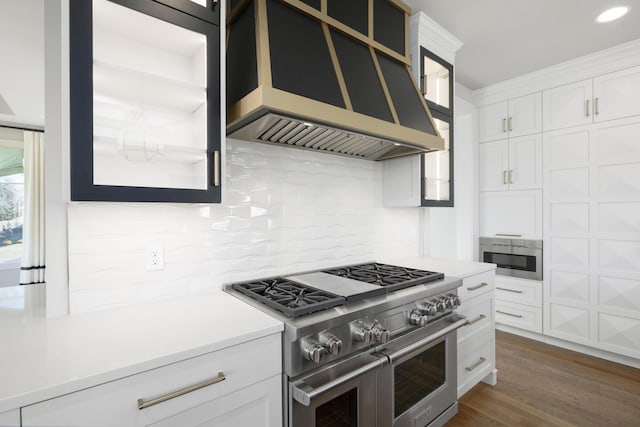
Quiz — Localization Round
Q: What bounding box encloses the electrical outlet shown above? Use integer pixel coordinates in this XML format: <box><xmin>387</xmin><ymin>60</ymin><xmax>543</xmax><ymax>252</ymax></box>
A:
<box><xmin>145</xmin><ymin>244</ymin><xmax>164</xmax><ymax>271</ymax></box>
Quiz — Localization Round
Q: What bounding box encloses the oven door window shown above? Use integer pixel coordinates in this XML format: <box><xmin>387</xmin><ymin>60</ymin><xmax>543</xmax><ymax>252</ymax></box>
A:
<box><xmin>483</xmin><ymin>251</ymin><xmax>537</xmax><ymax>272</ymax></box>
<box><xmin>316</xmin><ymin>388</ymin><xmax>358</xmax><ymax>427</ymax></box>
<box><xmin>394</xmin><ymin>340</ymin><xmax>446</xmax><ymax>417</ymax></box>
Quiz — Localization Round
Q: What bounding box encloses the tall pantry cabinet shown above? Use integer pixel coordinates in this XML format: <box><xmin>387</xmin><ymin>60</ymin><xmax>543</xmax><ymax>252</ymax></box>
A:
<box><xmin>543</xmin><ymin>64</ymin><xmax>640</xmax><ymax>360</ymax></box>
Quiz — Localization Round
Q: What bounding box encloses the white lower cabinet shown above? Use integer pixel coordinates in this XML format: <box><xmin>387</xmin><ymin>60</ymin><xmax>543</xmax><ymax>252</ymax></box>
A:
<box><xmin>21</xmin><ymin>334</ymin><xmax>282</xmax><ymax>427</ymax></box>
<box><xmin>456</xmin><ymin>270</ymin><xmax>496</xmax><ymax>397</ymax></box>
<box><xmin>0</xmin><ymin>409</ymin><xmax>20</xmax><ymax>427</ymax></box>
<box><xmin>495</xmin><ymin>276</ymin><xmax>543</xmax><ymax>334</ymax></box>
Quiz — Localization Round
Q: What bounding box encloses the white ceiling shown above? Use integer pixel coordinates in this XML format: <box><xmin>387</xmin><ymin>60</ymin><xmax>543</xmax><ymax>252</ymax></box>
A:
<box><xmin>0</xmin><ymin>0</ymin><xmax>44</xmax><ymax>129</ymax></box>
<box><xmin>404</xmin><ymin>0</ymin><xmax>640</xmax><ymax>90</ymax></box>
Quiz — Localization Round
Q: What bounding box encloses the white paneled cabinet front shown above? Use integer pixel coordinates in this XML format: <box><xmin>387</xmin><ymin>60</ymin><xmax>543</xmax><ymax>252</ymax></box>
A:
<box><xmin>543</xmin><ymin>65</ymin><xmax>640</xmax><ymax>132</ymax></box>
<box><xmin>456</xmin><ymin>270</ymin><xmax>497</xmax><ymax>397</ymax></box>
<box><xmin>478</xmin><ymin>92</ymin><xmax>542</xmax><ymax>142</ymax></box>
<box><xmin>0</xmin><ymin>409</ymin><xmax>19</xmax><ymax>427</ymax></box>
<box><xmin>479</xmin><ymin>134</ymin><xmax>542</xmax><ymax>192</ymax></box>
<box><xmin>21</xmin><ymin>335</ymin><xmax>282</xmax><ymax>427</ymax></box>
<box><xmin>544</xmin><ymin>116</ymin><xmax>640</xmax><ymax>359</ymax></box>
<box><xmin>479</xmin><ymin>190</ymin><xmax>542</xmax><ymax>239</ymax></box>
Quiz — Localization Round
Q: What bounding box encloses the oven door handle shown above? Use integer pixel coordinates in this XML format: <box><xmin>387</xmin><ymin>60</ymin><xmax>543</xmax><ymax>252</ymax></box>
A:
<box><xmin>386</xmin><ymin>316</ymin><xmax>469</xmax><ymax>363</ymax></box>
<box><xmin>290</xmin><ymin>357</ymin><xmax>387</xmax><ymax>406</ymax></box>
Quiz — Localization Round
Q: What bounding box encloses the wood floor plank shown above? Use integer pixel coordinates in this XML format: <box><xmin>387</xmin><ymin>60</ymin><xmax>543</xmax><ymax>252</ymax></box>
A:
<box><xmin>445</xmin><ymin>330</ymin><xmax>640</xmax><ymax>427</ymax></box>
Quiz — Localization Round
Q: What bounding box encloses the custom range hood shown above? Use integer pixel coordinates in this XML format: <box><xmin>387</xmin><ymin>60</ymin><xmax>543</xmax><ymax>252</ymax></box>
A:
<box><xmin>226</xmin><ymin>0</ymin><xmax>444</xmax><ymax>160</ymax></box>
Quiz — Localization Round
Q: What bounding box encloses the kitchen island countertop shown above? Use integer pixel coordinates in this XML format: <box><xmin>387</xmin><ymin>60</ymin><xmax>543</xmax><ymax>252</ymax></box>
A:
<box><xmin>0</xmin><ymin>290</ymin><xmax>283</xmax><ymax>413</ymax></box>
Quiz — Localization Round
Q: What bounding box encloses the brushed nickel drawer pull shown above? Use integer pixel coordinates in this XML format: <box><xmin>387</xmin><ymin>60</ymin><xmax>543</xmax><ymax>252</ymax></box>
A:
<box><xmin>465</xmin><ymin>357</ymin><xmax>487</xmax><ymax>372</ymax></box>
<box><xmin>508</xmin><ymin>116</ymin><xmax>513</xmax><ymax>132</ymax></box>
<box><xmin>138</xmin><ymin>372</ymin><xmax>226</xmax><ymax>410</ymax></box>
<box><xmin>508</xmin><ymin>170</ymin><xmax>513</xmax><ymax>184</ymax></box>
<box><xmin>502</xmin><ymin>118</ymin><xmax>507</xmax><ymax>132</ymax></box>
<box><xmin>467</xmin><ymin>282</ymin><xmax>489</xmax><ymax>291</ymax></box>
<box><xmin>503</xmin><ymin>170</ymin><xmax>508</xmax><ymax>184</ymax></box>
<box><xmin>495</xmin><ymin>233</ymin><xmax>522</xmax><ymax>237</ymax></box>
<box><xmin>497</xmin><ymin>310</ymin><xmax>523</xmax><ymax>318</ymax></box>
<box><xmin>497</xmin><ymin>287</ymin><xmax>523</xmax><ymax>294</ymax></box>
<box><xmin>595</xmin><ymin>97</ymin><xmax>599</xmax><ymax>115</ymax></box>
<box><xmin>467</xmin><ymin>314</ymin><xmax>487</xmax><ymax>325</ymax></box>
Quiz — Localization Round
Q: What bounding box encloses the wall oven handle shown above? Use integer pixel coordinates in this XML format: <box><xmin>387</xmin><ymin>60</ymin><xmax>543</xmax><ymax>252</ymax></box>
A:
<box><xmin>290</xmin><ymin>358</ymin><xmax>386</xmax><ymax>406</ymax></box>
<box><xmin>387</xmin><ymin>317</ymin><xmax>469</xmax><ymax>363</ymax></box>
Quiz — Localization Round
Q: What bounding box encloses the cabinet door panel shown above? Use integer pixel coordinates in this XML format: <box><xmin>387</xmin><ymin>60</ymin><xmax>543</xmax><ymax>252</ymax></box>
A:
<box><xmin>478</xmin><ymin>102</ymin><xmax>508</xmax><ymax>142</ymax></box>
<box><xmin>594</xmin><ymin>65</ymin><xmax>640</xmax><ymax>123</ymax></box>
<box><xmin>480</xmin><ymin>190</ymin><xmax>542</xmax><ymax>239</ymax></box>
<box><xmin>479</xmin><ymin>139</ymin><xmax>508</xmax><ymax>191</ymax></box>
<box><xmin>507</xmin><ymin>92</ymin><xmax>542</xmax><ymax>138</ymax></box>
<box><xmin>543</xmin><ymin>79</ymin><xmax>593</xmax><ymax>131</ymax></box>
<box><xmin>508</xmin><ymin>134</ymin><xmax>542</xmax><ymax>190</ymax></box>
<box><xmin>0</xmin><ymin>409</ymin><xmax>19</xmax><ymax>427</ymax></box>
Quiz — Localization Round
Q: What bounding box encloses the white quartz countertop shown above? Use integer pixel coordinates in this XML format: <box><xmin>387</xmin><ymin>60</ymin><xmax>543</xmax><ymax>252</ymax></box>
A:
<box><xmin>381</xmin><ymin>256</ymin><xmax>496</xmax><ymax>279</ymax></box>
<box><xmin>0</xmin><ymin>290</ymin><xmax>283</xmax><ymax>413</ymax></box>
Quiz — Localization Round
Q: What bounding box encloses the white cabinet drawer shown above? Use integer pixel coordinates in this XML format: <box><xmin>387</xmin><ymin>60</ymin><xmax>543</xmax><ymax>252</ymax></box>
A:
<box><xmin>0</xmin><ymin>409</ymin><xmax>19</xmax><ymax>427</ymax></box>
<box><xmin>496</xmin><ymin>300</ymin><xmax>542</xmax><ymax>333</ymax></box>
<box><xmin>495</xmin><ymin>277</ymin><xmax>542</xmax><ymax>307</ymax></box>
<box><xmin>458</xmin><ymin>326</ymin><xmax>494</xmax><ymax>397</ymax></box>
<box><xmin>459</xmin><ymin>270</ymin><xmax>495</xmax><ymax>301</ymax></box>
<box><xmin>457</xmin><ymin>291</ymin><xmax>494</xmax><ymax>340</ymax></box>
<box><xmin>149</xmin><ymin>375</ymin><xmax>282</xmax><ymax>427</ymax></box>
<box><xmin>22</xmin><ymin>334</ymin><xmax>281</xmax><ymax>427</ymax></box>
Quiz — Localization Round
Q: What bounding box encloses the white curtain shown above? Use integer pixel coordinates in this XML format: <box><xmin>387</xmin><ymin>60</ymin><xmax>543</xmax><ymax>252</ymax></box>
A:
<box><xmin>20</xmin><ymin>131</ymin><xmax>45</xmax><ymax>285</ymax></box>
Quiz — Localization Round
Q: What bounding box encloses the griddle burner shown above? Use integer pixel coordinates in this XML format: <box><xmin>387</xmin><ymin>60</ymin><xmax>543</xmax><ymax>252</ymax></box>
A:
<box><xmin>323</xmin><ymin>263</ymin><xmax>444</xmax><ymax>292</ymax></box>
<box><xmin>231</xmin><ymin>278</ymin><xmax>345</xmax><ymax>317</ymax></box>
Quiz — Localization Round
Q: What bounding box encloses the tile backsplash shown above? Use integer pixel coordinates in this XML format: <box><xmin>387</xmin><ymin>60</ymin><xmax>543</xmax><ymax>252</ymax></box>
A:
<box><xmin>67</xmin><ymin>139</ymin><xmax>420</xmax><ymax>313</ymax></box>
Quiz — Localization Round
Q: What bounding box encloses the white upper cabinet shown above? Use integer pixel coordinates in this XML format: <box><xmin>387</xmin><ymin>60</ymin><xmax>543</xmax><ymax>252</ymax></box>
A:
<box><xmin>593</xmin><ymin>66</ymin><xmax>640</xmax><ymax>122</ymax></box>
<box><xmin>478</xmin><ymin>92</ymin><xmax>542</xmax><ymax>142</ymax></box>
<box><xmin>543</xmin><ymin>79</ymin><xmax>593</xmax><ymax>131</ymax></box>
<box><xmin>479</xmin><ymin>134</ymin><xmax>542</xmax><ymax>192</ymax></box>
<box><xmin>543</xmin><ymin>65</ymin><xmax>640</xmax><ymax>132</ymax></box>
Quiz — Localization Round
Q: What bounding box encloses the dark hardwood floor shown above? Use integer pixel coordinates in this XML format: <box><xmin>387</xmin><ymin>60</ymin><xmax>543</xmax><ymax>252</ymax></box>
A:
<box><xmin>445</xmin><ymin>330</ymin><xmax>640</xmax><ymax>427</ymax></box>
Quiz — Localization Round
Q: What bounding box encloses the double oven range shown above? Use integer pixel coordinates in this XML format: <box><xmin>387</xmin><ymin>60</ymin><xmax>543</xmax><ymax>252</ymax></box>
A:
<box><xmin>225</xmin><ymin>262</ymin><xmax>469</xmax><ymax>427</ymax></box>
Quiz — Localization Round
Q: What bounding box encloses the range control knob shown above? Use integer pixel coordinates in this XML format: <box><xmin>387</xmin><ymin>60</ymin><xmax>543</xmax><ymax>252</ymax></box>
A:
<box><xmin>417</xmin><ymin>302</ymin><xmax>438</xmax><ymax>316</ymax></box>
<box><xmin>409</xmin><ymin>309</ymin><xmax>427</xmax><ymax>326</ymax></box>
<box><xmin>301</xmin><ymin>338</ymin><xmax>326</xmax><ymax>364</ymax></box>
<box><xmin>319</xmin><ymin>333</ymin><xmax>343</xmax><ymax>356</ymax></box>
<box><xmin>452</xmin><ymin>294</ymin><xmax>462</xmax><ymax>308</ymax></box>
<box><xmin>370</xmin><ymin>320</ymin><xmax>390</xmax><ymax>343</ymax></box>
<box><xmin>351</xmin><ymin>321</ymin><xmax>373</xmax><ymax>344</ymax></box>
<box><xmin>434</xmin><ymin>300</ymin><xmax>447</xmax><ymax>312</ymax></box>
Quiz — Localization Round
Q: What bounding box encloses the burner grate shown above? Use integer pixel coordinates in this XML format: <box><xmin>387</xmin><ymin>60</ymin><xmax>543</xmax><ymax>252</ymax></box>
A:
<box><xmin>232</xmin><ymin>278</ymin><xmax>346</xmax><ymax>317</ymax></box>
<box><xmin>323</xmin><ymin>263</ymin><xmax>444</xmax><ymax>292</ymax></box>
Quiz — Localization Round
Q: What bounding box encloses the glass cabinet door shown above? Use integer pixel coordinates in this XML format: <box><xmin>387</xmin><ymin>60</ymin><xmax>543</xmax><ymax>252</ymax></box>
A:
<box><xmin>423</xmin><ymin>114</ymin><xmax>451</xmax><ymax>203</ymax></box>
<box><xmin>420</xmin><ymin>47</ymin><xmax>453</xmax><ymax>207</ymax></box>
<box><xmin>70</xmin><ymin>0</ymin><xmax>221</xmax><ymax>202</ymax></box>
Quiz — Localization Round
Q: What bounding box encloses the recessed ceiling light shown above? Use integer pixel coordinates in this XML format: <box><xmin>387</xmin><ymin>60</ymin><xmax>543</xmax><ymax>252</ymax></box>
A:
<box><xmin>596</xmin><ymin>6</ymin><xmax>630</xmax><ymax>23</ymax></box>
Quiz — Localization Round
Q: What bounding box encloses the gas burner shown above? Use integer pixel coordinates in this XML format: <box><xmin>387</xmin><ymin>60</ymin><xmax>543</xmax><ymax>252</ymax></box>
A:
<box><xmin>232</xmin><ymin>278</ymin><xmax>345</xmax><ymax>318</ymax></box>
<box><xmin>323</xmin><ymin>263</ymin><xmax>444</xmax><ymax>292</ymax></box>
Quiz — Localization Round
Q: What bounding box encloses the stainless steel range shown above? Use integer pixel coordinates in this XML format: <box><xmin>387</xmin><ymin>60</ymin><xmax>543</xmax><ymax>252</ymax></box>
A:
<box><xmin>225</xmin><ymin>262</ymin><xmax>469</xmax><ymax>427</ymax></box>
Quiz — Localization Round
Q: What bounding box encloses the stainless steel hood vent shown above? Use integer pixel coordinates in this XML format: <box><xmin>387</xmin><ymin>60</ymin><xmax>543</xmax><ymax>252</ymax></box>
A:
<box><xmin>226</xmin><ymin>0</ymin><xmax>444</xmax><ymax>160</ymax></box>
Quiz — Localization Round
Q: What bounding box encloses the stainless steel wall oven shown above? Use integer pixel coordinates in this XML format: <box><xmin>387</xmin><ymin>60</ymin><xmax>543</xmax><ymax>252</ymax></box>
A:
<box><xmin>479</xmin><ymin>237</ymin><xmax>542</xmax><ymax>280</ymax></box>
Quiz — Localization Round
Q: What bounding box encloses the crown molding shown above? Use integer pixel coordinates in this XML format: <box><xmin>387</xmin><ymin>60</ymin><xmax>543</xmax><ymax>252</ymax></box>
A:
<box><xmin>410</xmin><ymin>12</ymin><xmax>463</xmax><ymax>65</ymax></box>
<box><xmin>472</xmin><ymin>38</ymin><xmax>640</xmax><ymax>106</ymax></box>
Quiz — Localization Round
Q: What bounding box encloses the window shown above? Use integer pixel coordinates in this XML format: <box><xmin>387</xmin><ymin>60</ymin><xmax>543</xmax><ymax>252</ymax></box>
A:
<box><xmin>0</xmin><ymin>142</ymin><xmax>24</xmax><ymax>287</ymax></box>
<box><xmin>420</xmin><ymin>47</ymin><xmax>453</xmax><ymax>207</ymax></box>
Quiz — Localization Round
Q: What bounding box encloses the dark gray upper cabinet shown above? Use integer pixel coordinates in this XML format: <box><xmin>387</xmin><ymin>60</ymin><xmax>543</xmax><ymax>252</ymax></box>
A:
<box><xmin>420</xmin><ymin>47</ymin><xmax>454</xmax><ymax>207</ymax></box>
<box><xmin>69</xmin><ymin>0</ymin><xmax>221</xmax><ymax>203</ymax></box>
